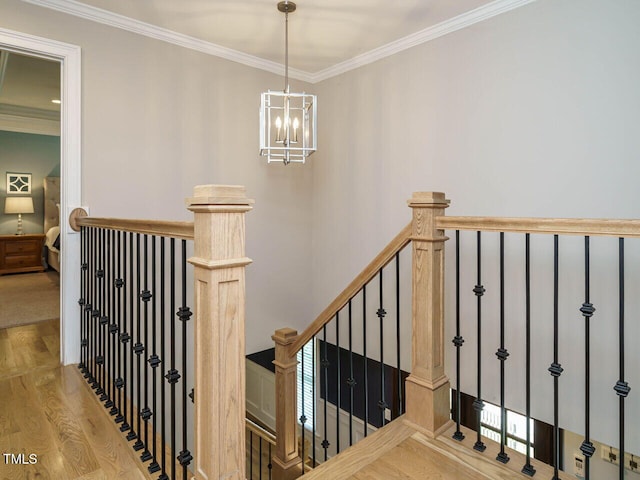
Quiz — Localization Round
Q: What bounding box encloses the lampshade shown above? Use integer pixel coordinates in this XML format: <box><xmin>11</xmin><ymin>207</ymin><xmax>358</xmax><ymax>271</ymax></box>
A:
<box><xmin>4</xmin><ymin>196</ymin><xmax>34</xmax><ymax>214</ymax></box>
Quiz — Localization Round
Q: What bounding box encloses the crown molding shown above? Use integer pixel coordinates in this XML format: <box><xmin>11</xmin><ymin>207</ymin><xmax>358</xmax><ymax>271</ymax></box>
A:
<box><xmin>308</xmin><ymin>0</ymin><xmax>537</xmax><ymax>83</ymax></box>
<box><xmin>20</xmin><ymin>0</ymin><xmax>315</xmax><ymax>83</ymax></box>
<box><xmin>21</xmin><ymin>0</ymin><xmax>536</xmax><ymax>85</ymax></box>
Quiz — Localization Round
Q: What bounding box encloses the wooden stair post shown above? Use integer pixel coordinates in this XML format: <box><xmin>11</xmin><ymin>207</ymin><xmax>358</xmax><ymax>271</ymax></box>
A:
<box><xmin>272</xmin><ymin>328</ymin><xmax>303</xmax><ymax>480</ymax></box>
<box><xmin>187</xmin><ymin>185</ymin><xmax>254</xmax><ymax>480</ymax></box>
<box><xmin>405</xmin><ymin>191</ymin><xmax>453</xmax><ymax>437</ymax></box>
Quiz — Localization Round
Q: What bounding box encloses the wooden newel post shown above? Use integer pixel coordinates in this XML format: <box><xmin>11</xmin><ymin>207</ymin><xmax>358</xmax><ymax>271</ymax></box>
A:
<box><xmin>405</xmin><ymin>191</ymin><xmax>453</xmax><ymax>437</ymax></box>
<box><xmin>272</xmin><ymin>328</ymin><xmax>303</xmax><ymax>480</ymax></box>
<box><xmin>187</xmin><ymin>185</ymin><xmax>254</xmax><ymax>480</ymax></box>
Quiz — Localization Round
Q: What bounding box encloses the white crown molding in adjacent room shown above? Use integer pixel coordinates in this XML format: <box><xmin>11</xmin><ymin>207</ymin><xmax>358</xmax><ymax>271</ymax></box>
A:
<box><xmin>20</xmin><ymin>0</ymin><xmax>536</xmax><ymax>84</ymax></box>
<box><xmin>0</xmin><ymin>112</ymin><xmax>60</xmax><ymax>135</ymax></box>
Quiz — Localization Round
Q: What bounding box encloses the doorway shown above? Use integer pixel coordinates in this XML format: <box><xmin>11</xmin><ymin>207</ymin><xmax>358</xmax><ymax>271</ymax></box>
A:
<box><xmin>0</xmin><ymin>27</ymin><xmax>82</xmax><ymax>366</ymax></box>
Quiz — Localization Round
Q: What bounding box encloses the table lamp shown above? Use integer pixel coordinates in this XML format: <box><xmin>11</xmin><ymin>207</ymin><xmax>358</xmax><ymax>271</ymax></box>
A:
<box><xmin>4</xmin><ymin>196</ymin><xmax>34</xmax><ymax>235</ymax></box>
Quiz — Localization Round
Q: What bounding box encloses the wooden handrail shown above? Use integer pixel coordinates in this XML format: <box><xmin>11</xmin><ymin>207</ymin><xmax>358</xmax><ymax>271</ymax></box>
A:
<box><xmin>245</xmin><ymin>418</ymin><xmax>276</xmax><ymax>446</ymax></box>
<box><xmin>288</xmin><ymin>222</ymin><xmax>412</xmax><ymax>356</ymax></box>
<box><xmin>76</xmin><ymin>217</ymin><xmax>194</xmax><ymax>240</ymax></box>
<box><xmin>436</xmin><ymin>216</ymin><xmax>640</xmax><ymax>238</ymax></box>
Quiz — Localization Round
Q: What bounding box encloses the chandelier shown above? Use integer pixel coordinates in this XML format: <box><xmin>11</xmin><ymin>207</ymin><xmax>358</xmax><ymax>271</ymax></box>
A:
<box><xmin>260</xmin><ymin>1</ymin><xmax>317</xmax><ymax>165</ymax></box>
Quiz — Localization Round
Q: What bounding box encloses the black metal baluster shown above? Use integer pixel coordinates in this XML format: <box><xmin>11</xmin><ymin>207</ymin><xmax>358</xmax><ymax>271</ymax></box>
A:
<box><xmin>522</xmin><ymin>234</ymin><xmax>535</xmax><ymax>476</ymax></box>
<box><xmin>148</xmin><ymin>236</ymin><xmax>161</xmax><ymax>473</ymax></box>
<box><xmin>108</xmin><ymin>230</ymin><xmax>118</xmax><ymax>416</ymax></box>
<box><xmin>268</xmin><ymin>442</ymin><xmax>273</xmax><ymax>480</ymax></box>
<box><xmin>87</xmin><ymin>227</ymin><xmax>92</xmax><ymax>381</ymax></box>
<box><xmin>120</xmin><ymin>230</ymin><xmax>131</xmax><ymax>433</ymax></box>
<box><xmin>395</xmin><ymin>252</ymin><xmax>402</xmax><ymax>417</ymax></box>
<box><xmin>548</xmin><ymin>235</ymin><xmax>563</xmax><ymax>480</ymax></box>
<box><xmin>78</xmin><ymin>226</ymin><xmax>86</xmax><ymax>374</ymax></box>
<box><xmin>158</xmin><ymin>237</ymin><xmax>168</xmax><ymax>480</ymax></box>
<box><xmin>104</xmin><ymin>230</ymin><xmax>116</xmax><ymax>415</ymax></box>
<box><xmin>177</xmin><ymin>240</ymin><xmax>193</xmax><ymax>477</ymax></box>
<box><xmin>615</xmin><ymin>238</ymin><xmax>630</xmax><ymax>480</ymax></box>
<box><xmin>321</xmin><ymin>324</ymin><xmax>329</xmax><ymax>461</ymax></box>
<box><xmin>259</xmin><ymin>436</ymin><xmax>263</xmax><ymax>480</ymax></box>
<box><xmin>91</xmin><ymin>227</ymin><xmax>99</xmax><ymax>390</ymax></box>
<box><xmin>82</xmin><ymin>227</ymin><xmax>91</xmax><ymax>379</ymax></box>
<box><xmin>133</xmin><ymin>233</ymin><xmax>145</xmax><ymax>451</ymax></box>
<box><xmin>580</xmin><ymin>237</ymin><xmax>595</xmax><ymax>478</ymax></box>
<box><xmin>347</xmin><ymin>300</ymin><xmax>354</xmax><ymax>447</ymax></box>
<box><xmin>126</xmin><ymin>232</ymin><xmax>137</xmax><ymax>442</ymax></box>
<box><xmin>115</xmin><ymin>230</ymin><xmax>125</xmax><ymax>424</ymax></box>
<box><xmin>103</xmin><ymin>230</ymin><xmax>112</xmax><ymax>410</ymax></box>
<box><xmin>377</xmin><ymin>270</ymin><xmax>387</xmax><ymax>427</ymax></box>
<box><xmin>336</xmin><ymin>312</ymin><xmax>341</xmax><ymax>454</ymax></box>
<box><xmin>496</xmin><ymin>232</ymin><xmax>509</xmax><ymax>464</ymax></box>
<box><xmin>312</xmin><ymin>334</ymin><xmax>316</xmax><ymax>468</ymax></box>
<box><xmin>453</xmin><ymin>230</ymin><xmax>465</xmax><ymax>441</ymax></box>
<box><xmin>473</xmin><ymin>231</ymin><xmax>486</xmax><ymax>452</ymax></box>
<box><xmin>166</xmin><ymin>238</ymin><xmax>178</xmax><ymax>480</ymax></box>
<box><xmin>362</xmin><ymin>284</ymin><xmax>369</xmax><ymax>438</ymax></box>
<box><xmin>96</xmin><ymin>228</ymin><xmax>108</xmax><ymax>402</ymax></box>
<box><xmin>250</xmin><ymin>431</ymin><xmax>254</xmax><ymax>480</ymax></box>
<box><xmin>300</xmin><ymin>341</ymin><xmax>306</xmax><ymax>474</ymax></box>
<box><xmin>140</xmin><ymin>235</ymin><xmax>152</xmax><ymax>462</ymax></box>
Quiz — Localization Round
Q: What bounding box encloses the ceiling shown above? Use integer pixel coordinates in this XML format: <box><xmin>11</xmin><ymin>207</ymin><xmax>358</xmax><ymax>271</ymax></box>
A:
<box><xmin>1</xmin><ymin>0</ymin><xmax>532</xmax><ymax>126</ymax></box>
<box><xmin>22</xmin><ymin>0</ymin><xmax>534</xmax><ymax>81</ymax></box>
<box><xmin>70</xmin><ymin>0</ymin><xmax>496</xmax><ymax>73</ymax></box>
<box><xmin>0</xmin><ymin>50</ymin><xmax>60</xmax><ymax>135</ymax></box>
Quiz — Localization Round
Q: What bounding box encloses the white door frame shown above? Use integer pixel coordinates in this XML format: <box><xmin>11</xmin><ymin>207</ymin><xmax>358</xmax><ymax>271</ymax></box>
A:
<box><xmin>0</xmin><ymin>27</ymin><xmax>82</xmax><ymax>365</ymax></box>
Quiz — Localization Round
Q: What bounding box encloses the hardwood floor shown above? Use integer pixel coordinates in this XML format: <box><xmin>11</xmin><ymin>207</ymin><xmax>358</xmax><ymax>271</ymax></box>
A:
<box><xmin>0</xmin><ymin>321</ymin><xmax>148</xmax><ymax>479</ymax></box>
<box><xmin>302</xmin><ymin>419</ymin><xmax>575</xmax><ymax>480</ymax></box>
<box><xmin>0</xmin><ymin>318</ymin><xmax>60</xmax><ymax>379</ymax></box>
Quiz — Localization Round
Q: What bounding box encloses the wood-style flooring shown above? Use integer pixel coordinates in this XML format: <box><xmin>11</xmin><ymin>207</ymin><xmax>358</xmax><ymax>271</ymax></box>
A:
<box><xmin>302</xmin><ymin>419</ymin><xmax>575</xmax><ymax>480</ymax></box>
<box><xmin>0</xmin><ymin>318</ymin><xmax>60</xmax><ymax>380</ymax></box>
<box><xmin>0</xmin><ymin>320</ymin><xmax>149</xmax><ymax>479</ymax></box>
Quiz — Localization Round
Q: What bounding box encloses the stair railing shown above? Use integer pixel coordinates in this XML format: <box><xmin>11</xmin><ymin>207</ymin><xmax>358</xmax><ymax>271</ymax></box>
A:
<box><xmin>273</xmin><ymin>192</ymin><xmax>639</xmax><ymax>480</ymax></box>
<box><xmin>439</xmin><ymin>214</ymin><xmax>640</xmax><ymax>480</ymax></box>
<box><xmin>246</xmin><ymin>418</ymin><xmax>276</xmax><ymax>480</ymax></box>
<box><xmin>272</xmin><ymin>192</ymin><xmax>453</xmax><ymax>479</ymax></box>
<box><xmin>70</xmin><ymin>184</ymin><xmax>253</xmax><ymax>480</ymax></box>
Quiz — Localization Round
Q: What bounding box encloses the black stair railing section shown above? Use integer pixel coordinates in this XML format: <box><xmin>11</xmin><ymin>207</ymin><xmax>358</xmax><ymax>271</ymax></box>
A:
<box><xmin>78</xmin><ymin>226</ymin><xmax>194</xmax><ymax>480</ymax></box>
<box><xmin>549</xmin><ymin>235</ymin><xmax>562</xmax><ymax>480</ymax></box>
<box><xmin>616</xmin><ymin>238</ymin><xmax>630</xmax><ymax>480</ymax></box>
<box><xmin>580</xmin><ymin>236</ymin><xmax>595</xmax><ymax>477</ymax></box>
<box><xmin>472</xmin><ymin>231</ymin><xmax>486</xmax><ymax>453</ymax></box>
<box><xmin>495</xmin><ymin>232</ymin><xmax>509</xmax><ymax>465</ymax></box>
<box><xmin>449</xmin><ymin>227</ymin><xmax>635</xmax><ymax>480</ymax></box>
<box><xmin>246</xmin><ymin>421</ymin><xmax>275</xmax><ymax>480</ymax></box>
<box><xmin>298</xmin><ymin>245</ymin><xmax>410</xmax><ymax>465</ymax></box>
<box><xmin>522</xmin><ymin>233</ymin><xmax>535</xmax><ymax>476</ymax></box>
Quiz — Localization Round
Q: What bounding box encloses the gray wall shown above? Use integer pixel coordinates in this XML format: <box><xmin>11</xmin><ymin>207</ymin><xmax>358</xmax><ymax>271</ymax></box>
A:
<box><xmin>0</xmin><ymin>0</ymin><xmax>314</xmax><ymax>354</ymax></box>
<box><xmin>0</xmin><ymin>130</ymin><xmax>60</xmax><ymax>234</ymax></box>
<box><xmin>311</xmin><ymin>0</ymin><xmax>640</xmax><ymax>456</ymax></box>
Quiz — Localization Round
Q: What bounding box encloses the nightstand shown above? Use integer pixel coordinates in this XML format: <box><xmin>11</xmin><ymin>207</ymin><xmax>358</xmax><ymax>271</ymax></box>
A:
<box><xmin>0</xmin><ymin>234</ymin><xmax>46</xmax><ymax>275</ymax></box>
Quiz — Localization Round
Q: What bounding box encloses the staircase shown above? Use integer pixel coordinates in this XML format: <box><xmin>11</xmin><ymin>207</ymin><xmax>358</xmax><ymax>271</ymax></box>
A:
<box><xmin>267</xmin><ymin>192</ymin><xmax>639</xmax><ymax>480</ymax></box>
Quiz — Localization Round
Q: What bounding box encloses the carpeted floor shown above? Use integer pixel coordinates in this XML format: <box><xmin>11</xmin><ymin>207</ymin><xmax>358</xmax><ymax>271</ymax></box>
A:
<box><xmin>0</xmin><ymin>271</ymin><xmax>60</xmax><ymax>329</ymax></box>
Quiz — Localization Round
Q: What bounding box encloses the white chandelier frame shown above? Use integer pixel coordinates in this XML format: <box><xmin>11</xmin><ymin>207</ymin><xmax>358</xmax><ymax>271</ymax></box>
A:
<box><xmin>259</xmin><ymin>1</ymin><xmax>317</xmax><ymax>165</ymax></box>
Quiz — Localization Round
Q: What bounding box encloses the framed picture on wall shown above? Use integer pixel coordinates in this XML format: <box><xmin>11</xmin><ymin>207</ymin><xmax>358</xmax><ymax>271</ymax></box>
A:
<box><xmin>6</xmin><ymin>172</ymin><xmax>32</xmax><ymax>195</ymax></box>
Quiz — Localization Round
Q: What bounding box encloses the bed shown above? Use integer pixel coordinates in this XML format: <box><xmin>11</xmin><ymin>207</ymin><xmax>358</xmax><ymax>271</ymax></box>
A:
<box><xmin>43</xmin><ymin>176</ymin><xmax>61</xmax><ymax>272</ymax></box>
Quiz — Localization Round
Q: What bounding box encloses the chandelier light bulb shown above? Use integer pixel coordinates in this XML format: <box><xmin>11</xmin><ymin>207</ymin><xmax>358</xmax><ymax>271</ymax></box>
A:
<box><xmin>292</xmin><ymin>117</ymin><xmax>299</xmax><ymax>143</ymax></box>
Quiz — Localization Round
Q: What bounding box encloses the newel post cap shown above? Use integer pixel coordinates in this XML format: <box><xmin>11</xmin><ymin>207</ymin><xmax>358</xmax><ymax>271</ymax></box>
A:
<box><xmin>408</xmin><ymin>192</ymin><xmax>450</xmax><ymax>208</ymax></box>
<box><xmin>186</xmin><ymin>184</ymin><xmax>255</xmax><ymax>208</ymax></box>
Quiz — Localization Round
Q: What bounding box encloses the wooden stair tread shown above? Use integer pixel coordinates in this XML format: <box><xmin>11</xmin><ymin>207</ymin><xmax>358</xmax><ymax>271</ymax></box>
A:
<box><xmin>302</xmin><ymin>417</ymin><xmax>574</xmax><ymax>480</ymax></box>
